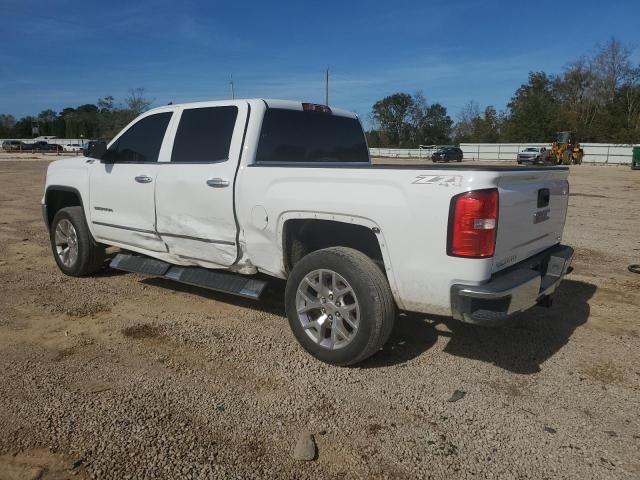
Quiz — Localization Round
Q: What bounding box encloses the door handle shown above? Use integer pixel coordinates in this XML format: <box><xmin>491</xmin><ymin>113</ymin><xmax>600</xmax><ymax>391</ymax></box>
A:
<box><xmin>206</xmin><ymin>178</ymin><xmax>230</xmax><ymax>188</ymax></box>
<box><xmin>134</xmin><ymin>175</ymin><xmax>153</xmax><ymax>184</ymax></box>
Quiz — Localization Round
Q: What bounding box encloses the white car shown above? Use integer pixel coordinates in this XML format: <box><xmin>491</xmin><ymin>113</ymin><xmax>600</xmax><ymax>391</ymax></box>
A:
<box><xmin>63</xmin><ymin>143</ymin><xmax>83</xmax><ymax>152</ymax></box>
<box><xmin>42</xmin><ymin>99</ymin><xmax>573</xmax><ymax>365</ymax></box>
<box><xmin>517</xmin><ymin>146</ymin><xmax>547</xmax><ymax>164</ymax></box>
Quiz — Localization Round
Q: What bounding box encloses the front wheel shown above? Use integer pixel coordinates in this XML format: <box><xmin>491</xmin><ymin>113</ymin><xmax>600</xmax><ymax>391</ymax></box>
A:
<box><xmin>50</xmin><ymin>206</ymin><xmax>105</xmax><ymax>276</ymax></box>
<box><xmin>285</xmin><ymin>247</ymin><xmax>396</xmax><ymax>366</ymax></box>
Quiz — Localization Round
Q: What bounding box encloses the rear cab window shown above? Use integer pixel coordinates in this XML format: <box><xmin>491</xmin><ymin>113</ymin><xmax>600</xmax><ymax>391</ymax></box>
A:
<box><xmin>256</xmin><ymin>108</ymin><xmax>369</xmax><ymax>163</ymax></box>
<box><xmin>171</xmin><ymin>106</ymin><xmax>238</xmax><ymax>163</ymax></box>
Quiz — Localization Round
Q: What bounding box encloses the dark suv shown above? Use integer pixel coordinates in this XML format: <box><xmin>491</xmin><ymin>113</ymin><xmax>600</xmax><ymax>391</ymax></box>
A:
<box><xmin>431</xmin><ymin>146</ymin><xmax>463</xmax><ymax>163</ymax></box>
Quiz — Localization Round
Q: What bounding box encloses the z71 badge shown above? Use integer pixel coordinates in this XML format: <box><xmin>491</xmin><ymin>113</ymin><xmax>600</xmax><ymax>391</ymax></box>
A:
<box><xmin>412</xmin><ymin>175</ymin><xmax>462</xmax><ymax>187</ymax></box>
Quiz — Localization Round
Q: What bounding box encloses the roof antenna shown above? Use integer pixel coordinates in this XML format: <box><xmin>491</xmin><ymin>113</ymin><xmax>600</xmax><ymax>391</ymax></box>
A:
<box><xmin>230</xmin><ymin>74</ymin><xmax>235</xmax><ymax>99</ymax></box>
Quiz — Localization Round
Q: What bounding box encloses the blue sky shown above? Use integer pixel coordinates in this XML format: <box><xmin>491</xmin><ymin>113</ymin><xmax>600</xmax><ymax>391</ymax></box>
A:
<box><xmin>1</xmin><ymin>0</ymin><xmax>638</xmax><ymax>126</ymax></box>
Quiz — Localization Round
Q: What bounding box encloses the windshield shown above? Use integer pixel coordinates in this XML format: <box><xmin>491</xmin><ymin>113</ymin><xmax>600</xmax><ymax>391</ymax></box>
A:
<box><xmin>523</xmin><ymin>148</ymin><xmax>538</xmax><ymax>152</ymax></box>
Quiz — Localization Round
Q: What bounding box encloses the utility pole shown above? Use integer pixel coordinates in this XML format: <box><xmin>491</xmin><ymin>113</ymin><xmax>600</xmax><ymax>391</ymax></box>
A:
<box><xmin>324</xmin><ymin>68</ymin><xmax>329</xmax><ymax>106</ymax></box>
<box><xmin>230</xmin><ymin>74</ymin><xmax>235</xmax><ymax>99</ymax></box>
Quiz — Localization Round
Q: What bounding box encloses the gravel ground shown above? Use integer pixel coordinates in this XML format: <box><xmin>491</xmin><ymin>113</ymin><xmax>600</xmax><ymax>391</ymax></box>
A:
<box><xmin>0</xmin><ymin>159</ymin><xmax>639</xmax><ymax>479</ymax></box>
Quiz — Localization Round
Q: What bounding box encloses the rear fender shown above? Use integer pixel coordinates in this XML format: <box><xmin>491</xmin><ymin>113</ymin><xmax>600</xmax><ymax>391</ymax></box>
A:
<box><xmin>277</xmin><ymin>211</ymin><xmax>405</xmax><ymax>309</ymax></box>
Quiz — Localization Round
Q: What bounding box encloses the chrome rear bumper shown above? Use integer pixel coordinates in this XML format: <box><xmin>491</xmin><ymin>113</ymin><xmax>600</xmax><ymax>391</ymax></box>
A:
<box><xmin>450</xmin><ymin>245</ymin><xmax>574</xmax><ymax>326</ymax></box>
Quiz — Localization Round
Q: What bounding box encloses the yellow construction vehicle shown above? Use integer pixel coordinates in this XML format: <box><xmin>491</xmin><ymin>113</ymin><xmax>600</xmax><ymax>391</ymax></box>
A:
<box><xmin>541</xmin><ymin>131</ymin><xmax>584</xmax><ymax>165</ymax></box>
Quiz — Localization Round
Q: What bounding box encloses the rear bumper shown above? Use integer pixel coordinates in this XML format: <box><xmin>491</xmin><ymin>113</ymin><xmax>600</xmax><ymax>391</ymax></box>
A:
<box><xmin>450</xmin><ymin>244</ymin><xmax>574</xmax><ymax>326</ymax></box>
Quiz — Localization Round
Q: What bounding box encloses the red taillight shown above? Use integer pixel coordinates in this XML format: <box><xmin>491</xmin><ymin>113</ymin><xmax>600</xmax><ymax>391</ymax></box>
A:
<box><xmin>302</xmin><ymin>102</ymin><xmax>332</xmax><ymax>113</ymax></box>
<box><xmin>448</xmin><ymin>189</ymin><xmax>498</xmax><ymax>258</ymax></box>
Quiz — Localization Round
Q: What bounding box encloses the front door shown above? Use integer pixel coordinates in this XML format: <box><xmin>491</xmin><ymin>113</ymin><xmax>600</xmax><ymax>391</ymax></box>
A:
<box><xmin>89</xmin><ymin>111</ymin><xmax>173</xmax><ymax>252</ymax></box>
<box><xmin>155</xmin><ymin>102</ymin><xmax>247</xmax><ymax>267</ymax></box>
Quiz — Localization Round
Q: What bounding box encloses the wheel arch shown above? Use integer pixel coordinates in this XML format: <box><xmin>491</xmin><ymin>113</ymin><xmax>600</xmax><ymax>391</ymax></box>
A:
<box><xmin>278</xmin><ymin>212</ymin><xmax>404</xmax><ymax>308</ymax></box>
<box><xmin>44</xmin><ymin>185</ymin><xmax>85</xmax><ymax>229</ymax></box>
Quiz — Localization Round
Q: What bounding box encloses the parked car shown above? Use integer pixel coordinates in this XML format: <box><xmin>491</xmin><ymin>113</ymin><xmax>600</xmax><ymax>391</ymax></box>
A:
<box><xmin>63</xmin><ymin>143</ymin><xmax>83</xmax><ymax>152</ymax></box>
<box><xmin>42</xmin><ymin>99</ymin><xmax>573</xmax><ymax>365</ymax></box>
<box><xmin>2</xmin><ymin>140</ymin><xmax>25</xmax><ymax>151</ymax></box>
<box><xmin>431</xmin><ymin>146</ymin><xmax>463</xmax><ymax>162</ymax></box>
<box><xmin>23</xmin><ymin>141</ymin><xmax>63</xmax><ymax>152</ymax></box>
<box><xmin>517</xmin><ymin>146</ymin><xmax>547</xmax><ymax>164</ymax></box>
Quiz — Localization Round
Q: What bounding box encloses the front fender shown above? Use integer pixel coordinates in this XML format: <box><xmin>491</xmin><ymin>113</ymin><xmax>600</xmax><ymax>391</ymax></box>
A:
<box><xmin>44</xmin><ymin>158</ymin><xmax>93</xmax><ymax>236</ymax></box>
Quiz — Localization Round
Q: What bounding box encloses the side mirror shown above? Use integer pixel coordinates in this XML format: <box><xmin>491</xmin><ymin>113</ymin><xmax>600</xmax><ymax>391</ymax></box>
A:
<box><xmin>86</xmin><ymin>141</ymin><xmax>107</xmax><ymax>160</ymax></box>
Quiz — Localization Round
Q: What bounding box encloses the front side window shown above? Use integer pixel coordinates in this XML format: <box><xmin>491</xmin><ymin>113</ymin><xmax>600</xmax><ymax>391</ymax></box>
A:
<box><xmin>103</xmin><ymin>112</ymin><xmax>172</xmax><ymax>163</ymax></box>
<box><xmin>256</xmin><ymin>108</ymin><xmax>369</xmax><ymax>163</ymax></box>
<box><xmin>171</xmin><ymin>106</ymin><xmax>238</xmax><ymax>163</ymax></box>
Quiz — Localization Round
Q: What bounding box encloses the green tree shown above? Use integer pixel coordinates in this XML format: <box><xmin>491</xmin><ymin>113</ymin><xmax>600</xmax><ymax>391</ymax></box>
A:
<box><xmin>37</xmin><ymin>109</ymin><xmax>60</xmax><ymax>137</ymax></box>
<box><xmin>371</xmin><ymin>92</ymin><xmax>452</xmax><ymax>147</ymax></box>
<box><xmin>553</xmin><ymin>59</ymin><xmax>599</xmax><ymax>140</ymax></box>
<box><xmin>420</xmin><ymin>103</ymin><xmax>453</xmax><ymax>145</ymax></box>
<box><xmin>13</xmin><ymin>116</ymin><xmax>36</xmax><ymax>138</ymax></box>
<box><xmin>371</xmin><ymin>93</ymin><xmax>413</xmax><ymax>147</ymax></box>
<box><xmin>0</xmin><ymin>114</ymin><xmax>16</xmax><ymax>137</ymax></box>
<box><xmin>503</xmin><ymin>72</ymin><xmax>559</xmax><ymax>142</ymax></box>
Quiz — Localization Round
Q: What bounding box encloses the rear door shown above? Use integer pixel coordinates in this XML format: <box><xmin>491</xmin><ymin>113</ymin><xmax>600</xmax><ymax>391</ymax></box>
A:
<box><xmin>492</xmin><ymin>169</ymin><xmax>570</xmax><ymax>272</ymax></box>
<box><xmin>155</xmin><ymin>102</ymin><xmax>248</xmax><ymax>267</ymax></box>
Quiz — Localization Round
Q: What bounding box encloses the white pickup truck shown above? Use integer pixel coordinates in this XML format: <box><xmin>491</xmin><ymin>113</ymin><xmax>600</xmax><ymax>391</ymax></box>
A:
<box><xmin>42</xmin><ymin>99</ymin><xmax>574</xmax><ymax>365</ymax></box>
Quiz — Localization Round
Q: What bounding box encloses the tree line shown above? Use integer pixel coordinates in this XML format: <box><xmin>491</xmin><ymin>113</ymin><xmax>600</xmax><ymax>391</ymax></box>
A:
<box><xmin>0</xmin><ymin>88</ymin><xmax>152</xmax><ymax>140</ymax></box>
<box><xmin>367</xmin><ymin>37</ymin><xmax>640</xmax><ymax>147</ymax></box>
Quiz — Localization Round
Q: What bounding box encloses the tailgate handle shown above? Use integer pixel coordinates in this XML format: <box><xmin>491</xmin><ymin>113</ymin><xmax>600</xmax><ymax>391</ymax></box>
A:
<box><xmin>537</xmin><ymin>188</ymin><xmax>550</xmax><ymax>208</ymax></box>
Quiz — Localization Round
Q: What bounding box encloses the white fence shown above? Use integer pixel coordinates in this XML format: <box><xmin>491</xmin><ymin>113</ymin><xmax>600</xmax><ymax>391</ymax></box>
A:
<box><xmin>1</xmin><ymin>137</ymin><xmax>87</xmax><ymax>146</ymax></box>
<box><xmin>2</xmin><ymin>138</ymin><xmax>637</xmax><ymax>164</ymax></box>
<box><xmin>370</xmin><ymin>143</ymin><xmax>637</xmax><ymax>165</ymax></box>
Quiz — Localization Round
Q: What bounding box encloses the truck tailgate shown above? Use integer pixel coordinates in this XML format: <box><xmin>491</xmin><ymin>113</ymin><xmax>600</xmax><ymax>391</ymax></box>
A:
<box><xmin>492</xmin><ymin>170</ymin><xmax>569</xmax><ymax>273</ymax></box>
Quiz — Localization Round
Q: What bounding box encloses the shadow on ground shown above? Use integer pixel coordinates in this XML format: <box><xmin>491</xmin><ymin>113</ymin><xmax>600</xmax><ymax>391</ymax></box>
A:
<box><xmin>139</xmin><ymin>274</ymin><xmax>596</xmax><ymax>374</ymax></box>
<box><xmin>364</xmin><ymin>279</ymin><xmax>596</xmax><ymax>373</ymax></box>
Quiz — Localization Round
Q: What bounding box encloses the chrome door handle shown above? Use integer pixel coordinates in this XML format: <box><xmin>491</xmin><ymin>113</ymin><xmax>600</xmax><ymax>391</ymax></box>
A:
<box><xmin>206</xmin><ymin>178</ymin><xmax>230</xmax><ymax>188</ymax></box>
<box><xmin>134</xmin><ymin>175</ymin><xmax>153</xmax><ymax>184</ymax></box>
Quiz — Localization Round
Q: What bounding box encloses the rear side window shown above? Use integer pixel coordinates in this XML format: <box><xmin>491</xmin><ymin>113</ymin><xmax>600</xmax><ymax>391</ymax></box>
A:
<box><xmin>103</xmin><ymin>112</ymin><xmax>172</xmax><ymax>163</ymax></box>
<box><xmin>171</xmin><ymin>106</ymin><xmax>238</xmax><ymax>163</ymax></box>
<box><xmin>256</xmin><ymin>108</ymin><xmax>369</xmax><ymax>163</ymax></box>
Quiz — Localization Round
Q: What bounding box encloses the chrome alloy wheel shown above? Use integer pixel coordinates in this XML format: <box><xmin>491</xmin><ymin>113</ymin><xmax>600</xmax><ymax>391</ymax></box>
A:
<box><xmin>295</xmin><ymin>269</ymin><xmax>360</xmax><ymax>350</ymax></box>
<box><xmin>54</xmin><ymin>219</ymin><xmax>79</xmax><ymax>267</ymax></box>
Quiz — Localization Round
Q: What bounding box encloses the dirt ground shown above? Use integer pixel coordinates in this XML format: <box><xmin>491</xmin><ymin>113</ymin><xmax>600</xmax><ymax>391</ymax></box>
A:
<box><xmin>0</xmin><ymin>156</ymin><xmax>639</xmax><ymax>479</ymax></box>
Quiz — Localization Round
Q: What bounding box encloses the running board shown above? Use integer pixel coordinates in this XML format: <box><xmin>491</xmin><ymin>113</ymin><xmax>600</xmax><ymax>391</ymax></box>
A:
<box><xmin>110</xmin><ymin>253</ymin><xmax>267</xmax><ymax>300</ymax></box>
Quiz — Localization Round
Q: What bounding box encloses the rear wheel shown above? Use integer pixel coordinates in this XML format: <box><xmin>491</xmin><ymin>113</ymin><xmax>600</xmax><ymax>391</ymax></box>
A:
<box><xmin>50</xmin><ymin>206</ymin><xmax>105</xmax><ymax>276</ymax></box>
<box><xmin>285</xmin><ymin>247</ymin><xmax>396</xmax><ymax>366</ymax></box>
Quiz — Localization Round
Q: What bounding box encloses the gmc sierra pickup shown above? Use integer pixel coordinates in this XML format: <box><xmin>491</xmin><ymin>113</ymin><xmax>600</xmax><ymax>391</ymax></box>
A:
<box><xmin>42</xmin><ymin>99</ymin><xmax>574</xmax><ymax>365</ymax></box>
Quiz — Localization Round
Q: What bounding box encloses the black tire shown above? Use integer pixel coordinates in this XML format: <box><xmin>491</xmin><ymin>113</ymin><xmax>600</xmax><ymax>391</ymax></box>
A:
<box><xmin>285</xmin><ymin>247</ymin><xmax>396</xmax><ymax>366</ymax></box>
<box><xmin>50</xmin><ymin>206</ymin><xmax>105</xmax><ymax>276</ymax></box>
